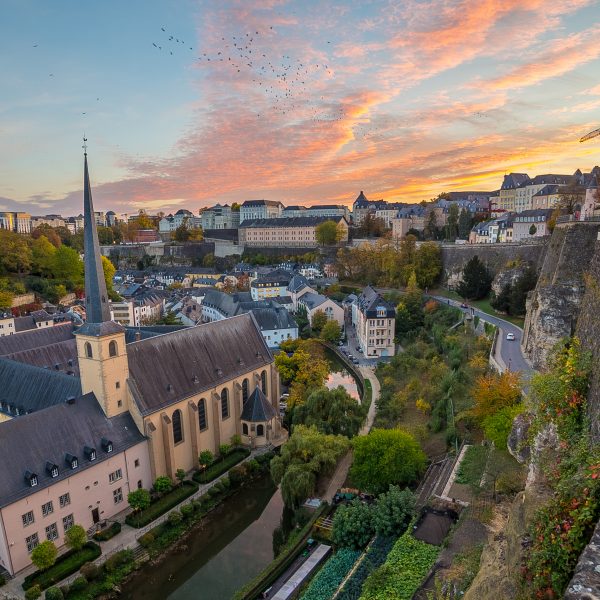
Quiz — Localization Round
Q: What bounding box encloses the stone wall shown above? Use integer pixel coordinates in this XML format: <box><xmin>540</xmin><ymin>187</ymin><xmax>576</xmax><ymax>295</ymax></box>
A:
<box><xmin>521</xmin><ymin>223</ymin><xmax>600</xmax><ymax>370</ymax></box>
<box><xmin>439</xmin><ymin>241</ymin><xmax>547</xmax><ymax>287</ymax></box>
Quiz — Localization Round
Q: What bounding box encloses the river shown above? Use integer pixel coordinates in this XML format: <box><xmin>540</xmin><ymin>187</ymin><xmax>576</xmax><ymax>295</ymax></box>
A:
<box><xmin>120</xmin><ymin>351</ymin><xmax>360</xmax><ymax>599</ymax></box>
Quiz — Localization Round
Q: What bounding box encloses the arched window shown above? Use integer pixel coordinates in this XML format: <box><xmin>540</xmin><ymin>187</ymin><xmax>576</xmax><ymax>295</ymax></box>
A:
<box><xmin>257</xmin><ymin>424</ymin><xmax>264</xmax><ymax>436</ymax></box>
<box><xmin>172</xmin><ymin>409</ymin><xmax>183</xmax><ymax>444</ymax></box>
<box><xmin>242</xmin><ymin>379</ymin><xmax>249</xmax><ymax>404</ymax></box>
<box><xmin>221</xmin><ymin>388</ymin><xmax>229</xmax><ymax>419</ymax></box>
<box><xmin>242</xmin><ymin>422</ymin><xmax>249</xmax><ymax>435</ymax></box>
<box><xmin>108</xmin><ymin>340</ymin><xmax>117</xmax><ymax>357</ymax></box>
<box><xmin>198</xmin><ymin>399</ymin><xmax>207</xmax><ymax>431</ymax></box>
<box><xmin>84</xmin><ymin>342</ymin><xmax>92</xmax><ymax>358</ymax></box>
<box><xmin>261</xmin><ymin>370</ymin><xmax>267</xmax><ymax>395</ymax></box>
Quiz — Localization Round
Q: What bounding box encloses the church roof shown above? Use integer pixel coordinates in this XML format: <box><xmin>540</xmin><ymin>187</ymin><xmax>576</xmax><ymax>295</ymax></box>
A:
<box><xmin>241</xmin><ymin>387</ymin><xmax>276</xmax><ymax>422</ymax></box>
<box><xmin>0</xmin><ymin>322</ymin><xmax>74</xmax><ymax>356</ymax></box>
<box><xmin>126</xmin><ymin>313</ymin><xmax>273</xmax><ymax>416</ymax></box>
<box><xmin>0</xmin><ymin>393</ymin><xmax>144</xmax><ymax>508</ymax></box>
<box><xmin>3</xmin><ymin>338</ymin><xmax>79</xmax><ymax>376</ymax></box>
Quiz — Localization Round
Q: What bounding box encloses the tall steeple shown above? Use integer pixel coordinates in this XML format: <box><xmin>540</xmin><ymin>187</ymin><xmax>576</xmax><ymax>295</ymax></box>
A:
<box><xmin>82</xmin><ymin>140</ymin><xmax>111</xmax><ymax>323</ymax></box>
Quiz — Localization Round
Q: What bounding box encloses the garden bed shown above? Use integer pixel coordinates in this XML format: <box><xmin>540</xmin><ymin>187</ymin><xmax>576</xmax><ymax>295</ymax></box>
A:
<box><xmin>193</xmin><ymin>449</ymin><xmax>251</xmax><ymax>484</ymax></box>
<box><xmin>125</xmin><ymin>480</ymin><xmax>198</xmax><ymax>528</ymax></box>
<box><xmin>22</xmin><ymin>542</ymin><xmax>101</xmax><ymax>591</ymax></box>
<box><xmin>300</xmin><ymin>547</ymin><xmax>361</xmax><ymax>600</ymax></box>
<box><xmin>92</xmin><ymin>521</ymin><xmax>121</xmax><ymax>542</ymax></box>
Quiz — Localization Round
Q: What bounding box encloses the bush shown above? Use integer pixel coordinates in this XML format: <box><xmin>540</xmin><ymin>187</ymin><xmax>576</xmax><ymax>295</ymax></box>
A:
<box><xmin>192</xmin><ymin>449</ymin><xmax>250</xmax><ymax>484</ymax></box>
<box><xmin>168</xmin><ymin>510</ymin><xmax>183</xmax><ymax>526</ymax></box>
<box><xmin>229</xmin><ymin>464</ymin><xmax>247</xmax><ymax>488</ymax></box>
<box><xmin>92</xmin><ymin>521</ymin><xmax>122</xmax><ymax>542</ymax></box>
<box><xmin>332</xmin><ymin>500</ymin><xmax>374</xmax><ymax>549</ymax></box>
<box><xmin>246</xmin><ymin>459</ymin><xmax>260</xmax><ymax>473</ymax></box>
<box><xmin>255</xmin><ymin>451</ymin><xmax>275</xmax><ymax>465</ymax></box>
<box><xmin>44</xmin><ymin>587</ymin><xmax>64</xmax><ymax>600</ymax></box>
<box><xmin>125</xmin><ymin>481</ymin><xmax>198</xmax><ymax>527</ymax></box>
<box><xmin>64</xmin><ymin>525</ymin><xmax>87</xmax><ymax>551</ymax></box>
<box><xmin>138</xmin><ymin>532</ymin><xmax>155</xmax><ymax>548</ymax></box>
<box><xmin>25</xmin><ymin>585</ymin><xmax>42</xmax><ymax>600</ymax></box>
<box><xmin>104</xmin><ymin>549</ymin><xmax>134</xmax><ymax>573</ymax></box>
<box><xmin>80</xmin><ymin>561</ymin><xmax>100</xmax><ymax>581</ymax></box>
<box><xmin>31</xmin><ymin>541</ymin><xmax>58</xmax><ymax>571</ymax></box>
<box><xmin>23</xmin><ymin>543</ymin><xmax>101</xmax><ymax>591</ymax></box>
<box><xmin>68</xmin><ymin>576</ymin><xmax>87</xmax><ymax>593</ymax></box>
<box><xmin>180</xmin><ymin>503</ymin><xmax>194</xmax><ymax>519</ymax></box>
<box><xmin>372</xmin><ymin>487</ymin><xmax>415</xmax><ymax>537</ymax></box>
<box><xmin>154</xmin><ymin>476</ymin><xmax>173</xmax><ymax>495</ymax></box>
<box><xmin>0</xmin><ymin>574</ymin><xmax>5</xmax><ymax>587</ymax></box>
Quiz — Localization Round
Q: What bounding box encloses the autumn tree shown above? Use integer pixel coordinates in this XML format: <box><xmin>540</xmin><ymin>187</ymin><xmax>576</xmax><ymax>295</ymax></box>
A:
<box><xmin>311</xmin><ymin>309</ymin><xmax>328</xmax><ymax>333</ymax></box>
<box><xmin>445</xmin><ymin>203</ymin><xmax>459</xmax><ymax>240</ymax></box>
<box><xmin>32</xmin><ymin>224</ymin><xmax>62</xmax><ymax>247</ymax></box>
<box><xmin>316</xmin><ymin>220</ymin><xmax>341</xmax><ymax>245</ymax></box>
<box><xmin>471</xmin><ymin>371</ymin><xmax>522</xmax><ymax>422</ymax></box>
<box><xmin>101</xmin><ymin>256</ymin><xmax>118</xmax><ymax>300</ymax></box>
<box><xmin>414</xmin><ymin>242</ymin><xmax>442</xmax><ymax>289</ymax></box>
<box><xmin>31</xmin><ymin>235</ymin><xmax>57</xmax><ymax>277</ymax></box>
<box><xmin>0</xmin><ymin>229</ymin><xmax>32</xmax><ymax>274</ymax></box>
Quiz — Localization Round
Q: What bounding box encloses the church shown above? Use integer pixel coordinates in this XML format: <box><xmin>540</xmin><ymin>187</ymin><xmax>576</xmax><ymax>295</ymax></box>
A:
<box><xmin>0</xmin><ymin>150</ymin><xmax>284</xmax><ymax>577</ymax></box>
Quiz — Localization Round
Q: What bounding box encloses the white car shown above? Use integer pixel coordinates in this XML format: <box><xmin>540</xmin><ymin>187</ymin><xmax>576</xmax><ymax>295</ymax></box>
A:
<box><xmin>506</xmin><ymin>332</ymin><xmax>515</xmax><ymax>341</ymax></box>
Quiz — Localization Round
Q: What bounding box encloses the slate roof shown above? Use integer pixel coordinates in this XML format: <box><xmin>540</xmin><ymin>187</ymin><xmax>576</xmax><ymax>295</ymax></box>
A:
<box><xmin>0</xmin><ymin>393</ymin><xmax>145</xmax><ymax>508</ymax></box>
<box><xmin>241</xmin><ymin>199</ymin><xmax>283</xmax><ymax>207</ymax></box>
<box><xmin>0</xmin><ymin>357</ymin><xmax>81</xmax><ymax>418</ymax></box>
<box><xmin>241</xmin><ymin>387</ymin><xmax>277</xmax><ymax>422</ymax></box>
<box><xmin>354</xmin><ymin>191</ymin><xmax>368</xmax><ymax>206</ymax></box>
<box><xmin>501</xmin><ymin>173</ymin><xmax>530</xmax><ymax>190</ymax></box>
<box><xmin>251</xmin><ymin>307</ymin><xmax>298</xmax><ymax>333</ymax></box>
<box><xmin>356</xmin><ymin>286</ymin><xmax>396</xmax><ymax>318</ymax></box>
<box><xmin>4</xmin><ymin>338</ymin><xmax>79</xmax><ymax>375</ymax></box>
<box><xmin>298</xmin><ymin>292</ymin><xmax>329</xmax><ymax>310</ymax></box>
<box><xmin>250</xmin><ymin>269</ymin><xmax>292</xmax><ymax>287</ymax></box>
<box><xmin>532</xmin><ymin>184</ymin><xmax>561</xmax><ymax>197</ymax></box>
<box><xmin>126</xmin><ymin>313</ymin><xmax>273</xmax><ymax>415</ymax></box>
<box><xmin>0</xmin><ymin>322</ymin><xmax>74</xmax><ymax>356</ymax></box>
<box><xmin>288</xmin><ymin>274</ymin><xmax>310</xmax><ymax>293</ymax></box>
<box><xmin>240</xmin><ymin>216</ymin><xmax>344</xmax><ymax>228</ymax></box>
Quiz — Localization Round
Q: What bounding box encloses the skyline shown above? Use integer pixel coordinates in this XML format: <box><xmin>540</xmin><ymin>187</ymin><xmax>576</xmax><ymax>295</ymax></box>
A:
<box><xmin>1</xmin><ymin>0</ymin><xmax>600</xmax><ymax>215</ymax></box>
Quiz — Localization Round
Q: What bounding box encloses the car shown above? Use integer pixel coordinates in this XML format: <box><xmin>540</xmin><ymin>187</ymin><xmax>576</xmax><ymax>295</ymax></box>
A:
<box><xmin>506</xmin><ymin>332</ymin><xmax>515</xmax><ymax>341</ymax></box>
<box><xmin>460</xmin><ymin>303</ymin><xmax>468</xmax><ymax>309</ymax></box>
<box><xmin>338</xmin><ymin>341</ymin><xmax>344</xmax><ymax>347</ymax></box>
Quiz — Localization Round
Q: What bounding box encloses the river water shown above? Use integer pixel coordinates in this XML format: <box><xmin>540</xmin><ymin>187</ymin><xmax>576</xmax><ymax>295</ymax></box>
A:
<box><xmin>120</xmin><ymin>352</ymin><xmax>359</xmax><ymax>600</ymax></box>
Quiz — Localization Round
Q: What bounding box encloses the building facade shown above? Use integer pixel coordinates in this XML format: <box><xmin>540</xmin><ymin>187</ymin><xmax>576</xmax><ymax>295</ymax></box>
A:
<box><xmin>0</xmin><ymin>212</ymin><xmax>32</xmax><ymax>234</ymax></box>
<box><xmin>201</xmin><ymin>204</ymin><xmax>240</xmax><ymax>230</ymax></box>
<box><xmin>240</xmin><ymin>200</ymin><xmax>283</xmax><ymax>224</ymax></box>
<box><xmin>351</xmin><ymin>286</ymin><xmax>395</xmax><ymax>358</ymax></box>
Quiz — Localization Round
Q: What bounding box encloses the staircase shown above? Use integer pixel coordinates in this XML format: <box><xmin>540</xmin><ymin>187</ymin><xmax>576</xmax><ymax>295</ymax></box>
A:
<box><xmin>132</xmin><ymin>544</ymin><xmax>149</xmax><ymax>563</ymax></box>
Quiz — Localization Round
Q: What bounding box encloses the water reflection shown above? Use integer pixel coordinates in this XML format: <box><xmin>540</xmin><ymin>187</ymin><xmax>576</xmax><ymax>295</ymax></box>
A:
<box><xmin>324</xmin><ymin>351</ymin><xmax>360</xmax><ymax>400</ymax></box>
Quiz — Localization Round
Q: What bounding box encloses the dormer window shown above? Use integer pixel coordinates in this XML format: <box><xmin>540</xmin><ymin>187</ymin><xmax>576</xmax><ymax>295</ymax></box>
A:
<box><xmin>25</xmin><ymin>471</ymin><xmax>38</xmax><ymax>487</ymax></box>
<box><xmin>101</xmin><ymin>438</ymin><xmax>113</xmax><ymax>453</ymax></box>
<box><xmin>84</xmin><ymin>446</ymin><xmax>96</xmax><ymax>461</ymax></box>
<box><xmin>65</xmin><ymin>453</ymin><xmax>78</xmax><ymax>470</ymax></box>
<box><xmin>46</xmin><ymin>461</ymin><xmax>59</xmax><ymax>478</ymax></box>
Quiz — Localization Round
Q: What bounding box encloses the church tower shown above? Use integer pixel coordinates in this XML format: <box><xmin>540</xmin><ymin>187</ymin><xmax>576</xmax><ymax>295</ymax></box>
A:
<box><xmin>75</xmin><ymin>141</ymin><xmax>129</xmax><ymax>417</ymax></box>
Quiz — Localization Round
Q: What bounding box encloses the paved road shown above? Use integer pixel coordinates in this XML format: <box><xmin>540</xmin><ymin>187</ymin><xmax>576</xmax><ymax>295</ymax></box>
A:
<box><xmin>431</xmin><ymin>296</ymin><xmax>532</xmax><ymax>377</ymax></box>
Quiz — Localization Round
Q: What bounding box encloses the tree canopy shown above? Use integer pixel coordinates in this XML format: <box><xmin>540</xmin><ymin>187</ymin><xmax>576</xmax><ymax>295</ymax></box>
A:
<box><xmin>316</xmin><ymin>220</ymin><xmax>343</xmax><ymax>245</ymax></box>
<box><xmin>320</xmin><ymin>319</ymin><xmax>342</xmax><ymax>343</ymax></box>
<box><xmin>456</xmin><ymin>255</ymin><xmax>492</xmax><ymax>300</ymax></box>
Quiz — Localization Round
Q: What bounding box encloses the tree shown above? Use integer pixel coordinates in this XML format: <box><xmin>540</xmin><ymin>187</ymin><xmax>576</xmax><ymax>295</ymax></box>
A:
<box><xmin>424</xmin><ymin>210</ymin><xmax>438</xmax><ymax>240</ymax></box>
<box><xmin>349</xmin><ymin>428</ymin><xmax>426</xmax><ymax>494</ymax></box>
<box><xmin>456</xmin><ymin>255</ymin><xmax>492</xmax><ymax>300</ymax></box>
<box><xmin>311</xmin><ymin>309</ymin><xmax>328</xmax><ymax>333</ymax></box>
<box><xmin>395</xmin><ymin>272</ymin><xmax>423</xmax><ymax>338</ymax></box>
<box><xmin>101</xmin><ymin>256</ymin><xmax>118</xmax><ymax>300</ymax></box>
<box><xmin>332</xmin><ymin>499</ymin><xmax>374</xmax><ymax>549</ymax></box>
<box><xmin>270</xmin><ymin>425</ymin><xmax>350</xmax><ymax>507</ymax></box>
<box><xmin>558</xmin><ymin>181</ymin><xmax>585</xmax><ymax>214</ymax></box>
<box><xmin>154</xmin><ymin>476</ymin><xmax>173</xmax><ymax>495</ymax></box>
<box><xmin>31</xmin><ymin>235</ymin><xmax>57</xmax><ymax>277</ymax></box>
<box><xmin>32</xmin><ymin>224</ymin><xmax>61</xmax><ymax>247</ymax></box>
<box><xmin>52</xmin><ymin>245</ymin><xmax>83</xmax><ymax>285</ymax></box>
<box><xmin>471</xmin><ymin>371</ymin><xmax>522</xmax><ymax>422</ymax></box>
<box><xmin>372</xmin><ymin>486</ymin><xmax>415</xmax><ymax>537</ymax></box>
<box><xmin>230</xmin><ymin>433</ymin><xmax>242</xmax><ymax>448</ymax></box>
<box><xmin>529</xmin><ymin>224</ymin><xmax>537</xmax><ymax>236</ymax></box>
<box><xmin>414</xmin><ymin>242</ymin><xmax>442</xmax><ymax>289</ymax></box>
<box><xmin>482</xmin><ymin>404</ymin><xmax>524</xmax><ymax>448</ymax></box>
<box><xmin>292</xmin><ymin>386</ymin><xmax>367</xmax><ymax>438</ymax></box>
<box><xmin>358</xmin><ymin>212</ymin><xmax>386</xmax><ymax>238</ymax></box>
<box><xmin>491</xmin><ymin>283</ymin><xmax>512</xmax><ymax>314</ymax></box>
<box><xmin>445</xmin><ymin>203</ymin><xmax>459</xmax><ymax>240</ymax></box>
<box><xmin>316</xmin><ymin>220</ymin><xmax>341</xmax><ymax>245</ymax></box>
<box><xmin>202</xmin><ymin>253</ymin><xmax>215</xmax><ymax>267</ymax></box>
<box><xmin>175</xmin><ymin>468</ymin><xmax>186</xmax><ymax>486</ymax></box>
<box><xmin>64</xmin><ymin>524</ymin><xmax>86</xmax><ymax>551</ymax></box>
<box><xmin>128</xmin><ymin>488</ymin><xmax>151</xmax><ymax>512</ymax></box>
<box><xmin>0</xmin><ymin>229</ymin><xmax>32</xmax><ymax>274</ymax></box>
<box><xmin>134</xmin><ymin>210</ymin><xmax>156</xmax><ymax>230</ymax></box>
<box><xmin>0</xmin><ymin>289</ymin><xmax>13</xmax><ymax>310</ymax></box>
<box><xmin>509</xmin><ymin>267</ymin><xmax>537</xmax><ymax>316</ymax></box>
<box><xmin>30</xmin><ymin>540</ymin><xmax>57</xmax><ymax>570</ymax></box>
<box><xmin>199</xmin><ymin>450</ymin><xmax>214</xmax><ymax>470</ymax></box>
<box><xmin>45</xmin><ymin>587</ymin><xmax>64</xmax><ymax>600</ymax></box>
<box><xmin>458</xmin><ymin>208</ymin><xmax>472</xmax><ymax>239</ymax></box>
<box><xmin>320</xmin><ymin>319</ymin><xmax>342</xmax><ymax>343</ymax></box>
<box><xmin>231</xmin><ymin>202</ymin><xmax>241</xmax><ymax>212</ymax></box>
<box><xmin>219</xmin><ymin>443</ymin><xmax>231</xmax><ymax>456</ymax></box>
<box><xmin>25</xmin><ymin>585</ymin><xmax>42</xmax><ymax>600</ymax></box>
<box><xmin>157</xmin><ymin>310</ymin><xmax>180</xmax><ymax>325</ymax></box>
<box><xmin>96</xmin><ymin>226</ymin><xmax>114</xmax><ymax>245</ymax></box>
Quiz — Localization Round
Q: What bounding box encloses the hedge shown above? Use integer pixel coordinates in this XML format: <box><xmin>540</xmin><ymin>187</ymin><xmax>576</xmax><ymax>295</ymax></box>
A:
<box><xmin>125</xmin><ymin>481</ymin><xmax>198</xmax><ymax>528</ymax></box>
<box><xmin>359</xmin><ymin>533</ymin><xmax>439</xmax><ymax>600</ymax></box>
<box><xmin>232</xmin><ymin>502</ymin><xmax>329</xmax><ymax>600</ymax></box>
<box><xmin>22</xmin><ymin>542</ymin><xmax>101</xmax><ymax>591</ymax></box>
<box><xmin>192</xmin><ymin>449</ymin><xmax>250</xmax><ymax>484</ymax></box>
<box><xmin>300</xmin><ymin>548</ymin><xmax>361</xmax><ymax>600</ymax></box>
<box><xmin>92</xmin><ymin>521</ymin><xmax>121</xmax><ymax>542</ymax></box>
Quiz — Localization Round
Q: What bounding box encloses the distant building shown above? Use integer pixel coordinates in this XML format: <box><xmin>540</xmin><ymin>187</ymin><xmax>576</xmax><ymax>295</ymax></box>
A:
<box><xmin>288</xmin><ymin>274</ymin><xmax>316</xmax><ymax>311</ymax></box>
<box><xmin>306</xmin><ymin>205</ymin><xmax>350</xmax><ymax>220</ymax></box>
<box><xmin>105</xmin><ymin>211</ymin><xmax>117</xmax><ymax>227</ymax></box>
<box><xmin>30</xmin><ymin>215</ymin><xmax>66</xmax><ymax>229</ymax></box>
<box><xmin>250</xmin><ymin>269</ymin><xmax>292</xmax><ymax>300</ymax></box>
<box><xmin>498</xmin><ymin>173</ymin><xmax>530</xmax><ymax>214</ymax></box>
<box><xmin>110</xmin><ymin>292</ymin><xmax>166</xmax><ymax>327</ymax></box>
<box><xmin>240</xmin><ymin>200</ymin><xmax>283</xmax><ymax>223</ymax></box>
<box><xmin>512</xmin><ymin>209</ymin><xmax>553</xmax><ymax>241</ymax></box>
<box><xmin>351</xmin><ymin>191</ymin><xmax>387</xmax><ymax>224</ymax></box>
<box><xmin>351</xmin><ymin>286</ymin><xmax>395</xmax><ymax>358</ymax></box>
<box><xmin>133</xmin><ymin>229</ymin><xmax>160</xmax><ymax>243</ymax></box>
<box><xmin>531</xmin><ymin>185</ymin><xmax>561</xmax><ymax>210</ymax></box>
<box><xmin>297</xmin><ymin>292</ymin><xmax>344</xmax><ymax>328</ymax></box>
<box><xmin>514</xmin><ymin>174</ymin><xmax>572</xmax><ymax>213</ymax></box>
<box><xmin>158</xmin><ymin>210</ymin><xmax>201</xmax><ymax>236</ymax></box>
<box><xmin>580</xmin><ymin>174</ymin><xmax>599</xmax><ymax>220</ymax></box>
<box><xmin>281</xmin><ymin>205</ymin><xmax>307</xmax><ymax>218</ymax></box>
<box><xmin>239</xmin><ymin>216</ymin><xmax>349</xmax><ymax>248</ymax></box>
<box><xmin>201</xmin><ymin>204</ymin><xmax>240</xmax><ymax>230</ymax></box>
<box><xmin>0</xmin><ymin>212</ymin><xmax>31</xmax><ymax>234</ymax></box>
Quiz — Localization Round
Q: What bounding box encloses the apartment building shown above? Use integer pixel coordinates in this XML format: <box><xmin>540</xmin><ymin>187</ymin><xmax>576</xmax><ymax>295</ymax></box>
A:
<box><xmin>352</xmin><ymin>286</ymin><xmax>396</xmax><ymax>358</ymax></box>
<box><xmin>201</xmin><ymin>204</ymin><xmax>240</xmax><ymax>230</ymax></box>
<box><xmin>0</xmin><ymin>212</ymin><xmax>32</xmax><ymax>234</ymax></box>
<box><xmin>240</xmin><ymin>200</ymin><xmax>284</xmax><ymax>223</ymax></box>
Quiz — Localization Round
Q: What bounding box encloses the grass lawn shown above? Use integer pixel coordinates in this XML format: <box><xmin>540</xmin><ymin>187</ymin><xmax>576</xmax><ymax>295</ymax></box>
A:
<box><xmin>432</xmin><ymin>289</ymin><xmax>525</xmax><ymax>328</ymax></box>
<box><xmin>455</xmin><ymin>445</ymin><xmax>488</xmax><ymax>489</ymax></box>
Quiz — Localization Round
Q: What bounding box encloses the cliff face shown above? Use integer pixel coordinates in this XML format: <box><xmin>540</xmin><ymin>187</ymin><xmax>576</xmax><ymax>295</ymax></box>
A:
<box><xmin>521</xmin><ymin>223</ymin><xmax>600</xmax><ymax>370</ymax></box>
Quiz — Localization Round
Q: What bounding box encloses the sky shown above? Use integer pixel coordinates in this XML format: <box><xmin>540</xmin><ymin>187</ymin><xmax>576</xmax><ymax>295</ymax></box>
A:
<box><xmin>1</xmin><ymin>0</ymin><xmax>600</xmax><ymax>216</ymax></box>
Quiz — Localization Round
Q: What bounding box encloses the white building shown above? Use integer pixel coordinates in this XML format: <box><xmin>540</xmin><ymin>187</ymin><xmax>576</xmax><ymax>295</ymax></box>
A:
<box><xmin>201</xmin><ymin>204</ymin><xmax>240</xmax><ymax>230</ymax></box>
<box><xmin>110</xmin><ymin>293</ymin><xmax>165</xmax><ymax>327</ymax></box>
<box><xmin>352</xmin><ymin>286</ymin><xmax>395</xmax><ymax>358</ymax></box>
<box><xmin>306</xmin><ymin>205</ymin><xmax>350</xmax><ymax>220</ymax></box>
<box><xmin>158</xmin><ymin>210</ymin><xmax>201</xmax><ymax>235</ymax></box>
<box><xmin>297</xmin><ymin>292</ymin><xmax>345</xmax><ymax>328</ymax></box>
<box><xmin>240</xmin><ymin>200</ymin><xmax>283</xmax><ymax>224</ymax></box>
<box><xmin>250</xmin><ymin>269</ymin><xmax>292</xmax><ymax>301</ymax></box>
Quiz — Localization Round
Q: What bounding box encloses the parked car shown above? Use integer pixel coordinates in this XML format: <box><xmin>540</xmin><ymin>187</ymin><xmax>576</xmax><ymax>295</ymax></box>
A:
<box><xmin>506</xmin><ymin>332</ymin><xmax>515</xmax><ymax>341</ymax></box>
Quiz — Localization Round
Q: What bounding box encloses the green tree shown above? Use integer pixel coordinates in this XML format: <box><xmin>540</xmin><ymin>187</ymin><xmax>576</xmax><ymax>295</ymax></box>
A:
<box><xmin>458</xmin><ymin>208</ymin><xmax>472</xmax><ymax>239</ymax></box>
<box><xmin>270</xmin><ymin>425</ymin><xmax>350</xmax><ymax>507</ymax></box>
<box><xmin>97</xmin><ymin>226</ymin><xmax>114</xmax><ymax>245</ymax></box>
<box><xmin>316</xmin><ymin>220</ymin><xmax>341</xmax><ymax>245</ymax></box>
<box><xmin>320</xmin><ymin>319</ymin><xmax>341</xmax><ymax>343</ymax></box>
<box><xmin>67</xmin><ymin>231</ymin><xmax>84</xmax><ymax>253</ymax></box>
<box><xmin>199</xmin><ymin>450</ymin><xmax>214</xmax><ymax>470</ymax></box>
<box><xmin>31</xmin><ymin>235</ymin><xmax>57</xmax><ymax>277</ymax></box>
<box><xmin>424</xmin><ymin>210</ymin><xmax>438</xmax><ymax>240</ymax></box>
<box><xmin>372</xmin><ymin>486</ymin><xmax>415</xmax><ymax>537</ymax></box>
<box><xmin>30</xmin><ymin>540</ymin><xmax>57</xmax><ymax>570</ymax></box>
<box><xmin>350</xmin><ymin>429</ymin><xmax>426</xmax><ymax>494</ymax></box>
<box><xmin>445</xmin><ymin>203</ymin><xmax>459</xmax><ymax>240</ymax></box>
<box><xmin>0</xmin><ymin>229</ymin><xmax>32</xmax><ymax>274</ymax></box>
<box><xmin>311</xmin><ymin>309</ymin><xmax>328</xmax><ymax>333</ymax></box>
<box><xmin>482</xmin><ymin>404</ymin><xmax>524</xmax><ymax>449</ymax></box>
<box><xmin>128</xmin><ymin>488</ymin><xmax>151</xmax><ymax>512</ymax></box>
<box><xmin>292</xmin><ymin>386</ymin><xmax>366</xmax><ymax>438</ymax></box>
<box><xmin>202</xmin><ymin>252</ymin><xmax>215</xmax><ymax>267</ymax></box>
<box><xmin>25</xmin><ymin>585</ymin><xmax>42</xmax><ymax>600</ymax></box>
<box><xmin>101</xmin><ymin>256</ymin><xmax>118</xmax><ymax>300</ymax></box>
<box><xmin>157</xmin><ymin>310</ymin><xmax>180</xmax><ymax>325</ymax></box>
<box><xmin>413</xmin><ymin>242</ymin><xmax>441</xmax><ymax>289</ymax></box>
<box><xmin>456</xmin><ymin>255</ymin><xmax>492</xmax><ymax>300</ymax></box>
<box><xmin>64</xmin><ymin>524</ymin><xmax>86</xmax><ymax>551</ymax></box>
<box><xmin>51</xmin><ymin>245</ymin><xmax>83</xmax><ymax>286</ymax></box>
<box><xmin>45</xmin><ymin>587</ymin><xmax>64</xmax><ymax>600</ymax></box>
<box><xmin>332</xmin><ymin>499</ymin><xmax>374</xmax><ymax>549</ymax></box>
<box><xmin>154</xmin><ymin>476</ymin><xmax>173</xmax><ymax>495</ymax></box>
<box><xmin>395</xmin><ymin>272</ymin><xmax>423</xmax><ymax>338</ymax></box>
<box><xmin>175</xmin><ymin>468</ymin><xmax>186</xmax><ymax>486</ymax></box>
<box><xmin>491</xmin><ymin>283</ymin><xmax>511</xmax><ymax>314</ymax></box>
<box><xmin>529</xmin><ymin>224</ymin><xmax>537</xmax><ymax>236</ymax></box>
<box><xmin>509</xmin><ymin>267</ymin><xmax>537</xmax><ymax>316</ymax></box>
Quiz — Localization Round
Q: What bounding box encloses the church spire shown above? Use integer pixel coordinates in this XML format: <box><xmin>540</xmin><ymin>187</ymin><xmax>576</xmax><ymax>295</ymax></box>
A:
<box><xmin>83</xmin><ymin>140</ymin><xmax>111</xmax><ymax>323</ymax></box>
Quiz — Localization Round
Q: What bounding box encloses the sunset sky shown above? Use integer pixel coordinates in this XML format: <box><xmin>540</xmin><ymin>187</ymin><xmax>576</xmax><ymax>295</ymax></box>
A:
<box><xmin>1</xmin><ymin>0</ymin><xmax>600</xmax><ymax>216</ymax></box>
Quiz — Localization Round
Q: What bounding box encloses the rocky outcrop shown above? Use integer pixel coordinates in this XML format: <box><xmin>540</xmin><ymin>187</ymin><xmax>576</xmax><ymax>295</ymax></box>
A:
<box><xmin>507</xmin><ymin>413</ymin><xmax>532</xmax><ymax>464</ymax></box>
<box><xmin>521</xmin><ymin>223</ymin><xmax>600</xmax><ymax>370</ymax></box>
<box><xmin>565</xmin><ymin>520</ymin><xmax>600</xmax><ymax>599</ymax></box>
<box><xmin>491</xmin><ymin>263</ymin><xmax>533</xmax><ymax>296</ymax></box>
